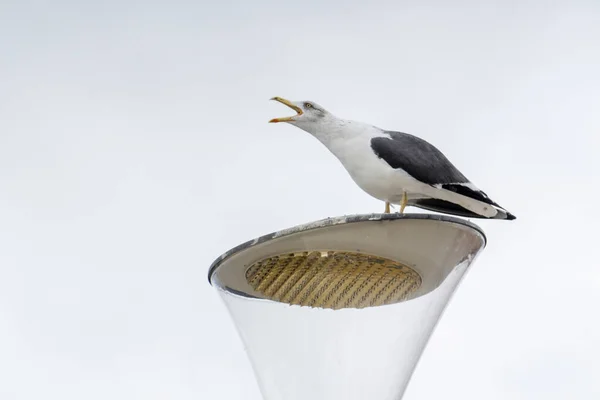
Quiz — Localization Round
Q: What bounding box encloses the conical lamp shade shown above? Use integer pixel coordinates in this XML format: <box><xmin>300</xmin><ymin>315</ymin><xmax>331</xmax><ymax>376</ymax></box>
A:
<box><xmin>209</xmin><ymin>214</ymin><xmax>486</xmax><ymax>400</ymax></box>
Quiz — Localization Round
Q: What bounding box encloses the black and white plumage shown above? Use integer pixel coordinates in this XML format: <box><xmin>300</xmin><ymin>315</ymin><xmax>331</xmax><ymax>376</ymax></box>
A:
<box><xmin>370</xmin><ymin>131</ymin><xmax>515</xmax><ymax>219</ymax></box>
<box><xmin>269</xmin><ymin>97</ymin><xmax>516</xmax><ymax>220</ymax></box>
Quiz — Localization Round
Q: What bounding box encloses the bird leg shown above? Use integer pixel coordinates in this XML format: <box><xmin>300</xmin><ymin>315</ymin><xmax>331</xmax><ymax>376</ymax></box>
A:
<box><xmin>399</xmin><ymin>192</ymin><xmax>408</xmax><ymax>214</ymax></box>
<box><xmin>384</xmin><ymin>201</ymin><xmax>391</xmax><ymax>214</ymax></box>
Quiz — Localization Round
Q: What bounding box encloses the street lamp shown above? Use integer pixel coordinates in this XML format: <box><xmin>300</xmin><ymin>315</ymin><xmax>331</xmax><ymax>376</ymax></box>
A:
<box><xmin>209</xmin><ymin>213</ymin><xmax>486</xmax><ymax>400</ymax></box>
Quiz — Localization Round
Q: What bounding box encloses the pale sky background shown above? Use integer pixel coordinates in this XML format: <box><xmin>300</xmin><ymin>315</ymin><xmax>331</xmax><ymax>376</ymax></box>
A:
<box><xmin>1</xmin><ymin>1</ymin><xmax>599</xmax><ymax>399</ymax></box>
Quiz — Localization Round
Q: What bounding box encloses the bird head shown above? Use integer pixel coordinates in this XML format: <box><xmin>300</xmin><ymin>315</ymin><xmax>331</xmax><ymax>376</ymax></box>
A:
<box><xmin>269</xmin><ymin>97</ymin><xmax>330</xmax><ymax>127</ymax></box>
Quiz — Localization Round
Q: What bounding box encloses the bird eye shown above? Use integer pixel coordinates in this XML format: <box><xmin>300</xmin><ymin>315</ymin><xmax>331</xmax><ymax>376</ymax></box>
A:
<box><xmin>304</xmin><ymin>102</ymin><xmax>313</xmax><ymax>109</ymax></box>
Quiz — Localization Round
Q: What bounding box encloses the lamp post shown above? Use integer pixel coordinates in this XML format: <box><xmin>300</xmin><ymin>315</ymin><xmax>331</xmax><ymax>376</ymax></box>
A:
<box><xmin>209</xmin><ymin>213</ymin><xmax>486</xmax><ymax>400</ymax></box>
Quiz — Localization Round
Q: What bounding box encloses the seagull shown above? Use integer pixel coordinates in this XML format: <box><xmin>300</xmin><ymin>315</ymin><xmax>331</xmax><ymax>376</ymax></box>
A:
<box><xmin>269</xmin><ymin>96</ymin><xmax>515</xmax><ymax>220</ymax></box>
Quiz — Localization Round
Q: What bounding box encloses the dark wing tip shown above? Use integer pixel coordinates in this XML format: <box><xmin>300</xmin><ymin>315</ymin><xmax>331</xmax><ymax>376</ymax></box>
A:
<box><xmin>412</xmin><ymin>198</ymin><xmax>517</xmax><ymax>220</ymax></box>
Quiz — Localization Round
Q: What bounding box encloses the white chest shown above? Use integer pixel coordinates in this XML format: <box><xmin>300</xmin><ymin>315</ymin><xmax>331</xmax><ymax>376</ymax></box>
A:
<box><xmin>297</xmin><ymin>118</ymin><xmax>427</xmax><ymax>203</ymax></box>
<box><xmin>324</xmin><ymin>134</ymin><xmax>420</xmax><ymax>202</ymax></box>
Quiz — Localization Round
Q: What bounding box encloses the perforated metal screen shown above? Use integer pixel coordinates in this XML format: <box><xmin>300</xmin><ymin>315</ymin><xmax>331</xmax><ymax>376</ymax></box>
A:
<box><xmin>245</xmin><ymin>250</ymin><xmax>422</xmax><ymax>310</ymax></box>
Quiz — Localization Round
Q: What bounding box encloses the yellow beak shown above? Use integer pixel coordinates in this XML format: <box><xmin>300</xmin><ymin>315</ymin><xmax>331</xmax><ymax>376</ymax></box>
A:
<box><xmin>269</xmin><ymin>97</ymin><xmax>303</xmax><ymax>123</ymax></box>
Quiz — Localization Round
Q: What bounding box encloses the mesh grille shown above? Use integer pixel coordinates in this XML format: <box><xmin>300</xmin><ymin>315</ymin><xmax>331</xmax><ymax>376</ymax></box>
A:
<box><xmin>245</xmin><ymin>251</ymin><xmax>422</xmax><ymax>310</ymax></box>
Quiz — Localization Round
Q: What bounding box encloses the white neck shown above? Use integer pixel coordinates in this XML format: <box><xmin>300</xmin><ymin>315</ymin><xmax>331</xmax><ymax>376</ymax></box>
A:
<box><xmin>292</xmin><ymin>115</ymin><xmax>375</xmax><ymax>148</ymax></box>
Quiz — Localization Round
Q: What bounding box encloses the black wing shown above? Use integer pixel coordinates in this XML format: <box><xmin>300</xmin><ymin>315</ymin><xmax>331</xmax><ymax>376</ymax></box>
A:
<box><xmin>370</xmin><ymin>131</ymin><xmax>505</xmax><ymax>210</ymax></box>
<box><xmin>370</xmin><ymin>131</ymin><xmax>469</xmax><ymax>185</ymax></box>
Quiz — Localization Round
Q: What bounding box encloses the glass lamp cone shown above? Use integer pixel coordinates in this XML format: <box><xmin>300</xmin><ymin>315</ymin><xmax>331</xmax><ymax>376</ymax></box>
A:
<box><xmin>209</xmin><ymin>214</ymin><xmax>486</xmax><ymax>400</ymax></box>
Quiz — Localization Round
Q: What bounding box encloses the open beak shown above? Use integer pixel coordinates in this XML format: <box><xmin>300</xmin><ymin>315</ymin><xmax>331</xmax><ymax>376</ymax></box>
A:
<box><xmin>269</xmin><ymin>97</ymin><xmax>303</xmax><ymax>123</ymax></box>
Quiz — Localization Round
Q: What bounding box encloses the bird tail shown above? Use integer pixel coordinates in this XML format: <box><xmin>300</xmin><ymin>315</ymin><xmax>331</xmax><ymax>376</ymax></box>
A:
<box><xmin>411</xmin><ymin>198</ymin><xmax>516</xmax><ymax>220</ymax></box>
